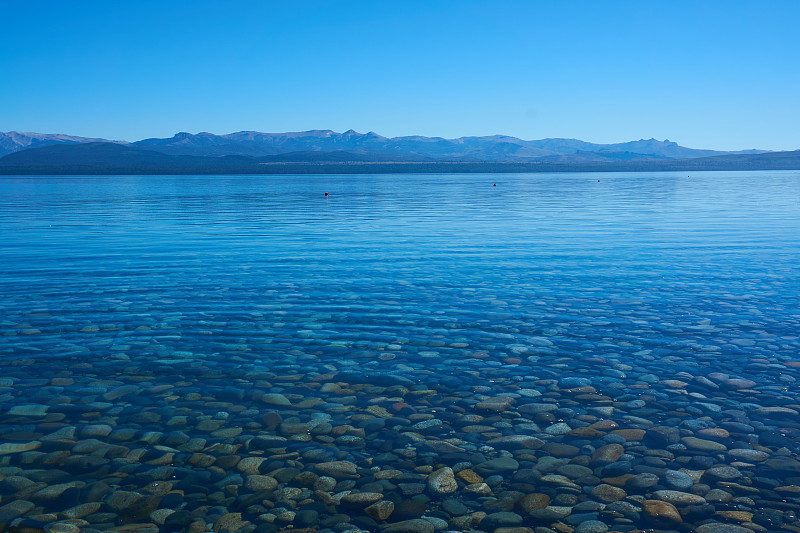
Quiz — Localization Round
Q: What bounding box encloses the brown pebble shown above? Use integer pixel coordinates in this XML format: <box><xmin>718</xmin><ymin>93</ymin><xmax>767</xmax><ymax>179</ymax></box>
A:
<box><xmin>591</xmin><ymin>443</ymin><xmax>624</xmax><ymax>464</ymax></box>
<box><xmin>456</xmin><ymin>469</ymin><xmax>483</xmax><ymax>484</ymax></box>
<box><xmin>698</xmin><ymin>428</ymin><xmax>730</xmax><ymax>439</ymax></box>
<box><xmin>612</xmin><ymin>429</ymin><xmax>646</xmax><ymax>441</ymax></box>
<box><xmin>643</xmin><ymin>499</ymin><xmax>682</xmax><ymax>523</ymax></box>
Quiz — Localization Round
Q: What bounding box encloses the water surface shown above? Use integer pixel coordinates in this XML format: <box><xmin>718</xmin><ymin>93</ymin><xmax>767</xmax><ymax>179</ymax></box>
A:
<box><xmin>1</xmin><ymin>171</ymin><xmax>799</xmax><ymax>532</ymax></box>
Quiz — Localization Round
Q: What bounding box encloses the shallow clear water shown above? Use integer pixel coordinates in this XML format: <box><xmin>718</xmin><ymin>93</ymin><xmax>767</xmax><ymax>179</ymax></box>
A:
<box><xmin>1</xmin><ymin>171</ymin><xmax>800</xmax><ymax>532</ymax></box>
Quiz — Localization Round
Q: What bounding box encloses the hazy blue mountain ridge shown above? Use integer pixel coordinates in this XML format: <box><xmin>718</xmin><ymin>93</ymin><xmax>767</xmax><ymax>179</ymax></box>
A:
<box><xmin>130</xmin><ymin>130</ymin><xmax>772</xmax><ymax>161</ymax></box>
<box><xmin>0</xmin><ymin>131</ymin><xmax>127</xmax><ymax>158</ymax></box>
<box><xmin>1</xmin><ymin>129</ymin><xmax>773</xmax><ymax>161</ymax></box>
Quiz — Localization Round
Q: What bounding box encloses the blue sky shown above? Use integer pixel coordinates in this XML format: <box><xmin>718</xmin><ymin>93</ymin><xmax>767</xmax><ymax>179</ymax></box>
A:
<box><xmin>2</xmin><ymin>1</ymin><xmax>798</xmax><ymax>150</ymax></box>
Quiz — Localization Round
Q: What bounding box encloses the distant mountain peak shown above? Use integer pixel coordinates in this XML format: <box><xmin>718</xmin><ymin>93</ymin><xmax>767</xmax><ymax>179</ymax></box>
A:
<box><xmin>121</xmin><ymin>130</ymin><xmax>770</xmax><ymax>161</ymax></box>
<box><xmin>0</xmin><ymin>129</ymin><xmax>772</xmax><ymax>162</ymax></box>
<box><xmin>0</xmin><ymin>130</ymin><xmax>126</xmax><ymax>158</ymax></box>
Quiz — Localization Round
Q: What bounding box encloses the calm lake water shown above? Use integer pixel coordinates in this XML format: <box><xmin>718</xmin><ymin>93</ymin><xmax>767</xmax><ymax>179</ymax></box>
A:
<box><xmin>1</xmin><ymin>171</ymin><xmax>799</xmax><ymax>533</ymax></box>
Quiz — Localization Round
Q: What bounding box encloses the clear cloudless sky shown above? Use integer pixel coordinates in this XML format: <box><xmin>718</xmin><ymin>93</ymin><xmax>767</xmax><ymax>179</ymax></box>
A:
<box><xmin>2</xmin><ymin>0</ymin><xmax>798</xmax><ymax>150</ymax></box>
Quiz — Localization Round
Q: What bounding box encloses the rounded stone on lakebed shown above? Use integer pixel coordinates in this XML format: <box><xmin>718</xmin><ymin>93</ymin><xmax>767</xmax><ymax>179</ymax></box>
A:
<box><xmin>611</xmin><ymin>429</ymin><xmax>645</xmax><ymax>441</ymax></box>
<box><xmin>244</xmin><ymin>474</ymin><xmax>278</xmax><ymax>491</ymax></box>
<box><xmin>364</xmin><ymin>500</ymin><xmax>394</xmax><ymax>521</ymax></box>
<box><xmin>544</xmin><ymin>422</ymin><xmax>572</xmax><ymax>435</ymax></box>
<box><xmin>476</xmin><ymin>396</ymin><xmax>514</xmax><ymax>411</ymax></box>
<box><xmin>626</xmin><ymin>472</ymin><xmax>659</xmax><ymax>490</ymax></box>
<box><xmin>427</xmin><ymin>467</ymin><xmax>457</xmax><ymax>495</ymax></box>
<box><xmin>529</xmin><ymin>505</ymin><xmax>573</xmax><ymax>521</ymax></box>
<box><xmin>723</xmin><ymin>378</ymin><xmax>757</xmax><ymax>389</ymax></box>
<box><xmin>478</xmin><ymin>457</ymin><xmax>520</xmax><ymax>473</ymax></box>
<box><xmin>682</xmin><ymin>436</ymin><xmax>727</xmax><ymax>452</ymax></box>
<box><xmin>575</xmin><ymin>520</ymin><xmax>609</xmax><ymax>533</ymax></box>
<box><xmin>455</xmin><ymin>468</ymin><xmax>483</xmax><ymax>484</ymax></box>
<box><xmin>487</xmin><ymin>435</ymin><xmax>544</xmax><ymax>449</ymax></box>
<box><xmin>61</xmin><ymin>502</ymin><xmax>102</xmax><ymax>519</ymax></box>
<box><xmin>315</xmin><ymin>460</ymin><xmax>359</xmax><ymax>478</ymax></box>
<box><xmin>728</xmin><ymin>449</ymin><xmax>769</xmax><ymax>462</ymax></box>
<box><xmin>542</xmin><ymin>442</ymin><xmax>580</xmax><ymax>458</ymax></box>
<box><xmin>643</xmin><ymin>499</ymin><xmax>682</xmax><ymax>523</ymax></box>
<box><xmin>664</xmin><ymin>470</ymin><xmax>694</xmax><ymax>491</ymax></box>
<box><xmin>716</xmin><ymin>510</ymin><xmax>754</xmax><ymax>522</ymax></box>
<box><xmin>695</xmin><ymin>523</ymin><xmax>754</xmax><ymax>533</ymax></box>
<box><xmin>703</xmin><ymin>465</ymin><xmax>742</xmax><ymax>481</ymax></box>
<box><xmin>652</xmin><ymin>490</ymin><xmax>706</xmax><ymax>505</ymax></box>
<box><xmin>261</xmin><ymin>393</ymin><xmax>292</xmax><ymax>406</ymax></box>
<box><xmin>0</xmin><ymin>442</ymin><xmax>41</xmax><ymax>455</ymax></box>
<box><xmin>517</xmin><ymin>493</ymin><xmax>550</xmax><ymax>513</ymax></box>
<box><xmin>591</xmin><ymin>443</ymin><xmax>624</xmax><ymax>463</ymax></box>
<box><xmin>340</xmin><ymin>491</ymin><xmax>384</xmax><ymax>506</ymax></box>
<box><xmin>236</xmin><ymin>456</ymin><xmax>267</xmax><ymax>474</ymax></box>
<box><xmin>592</xmin><ymin>483</ymin><xmax>627</xmax><ymax>502</ymax></box>
<box><xmin>480</xmin><ymin>511</ymin><xmax>524</xmax><ymax>530</ymax></box>
<box><xmin>697</xmin><ymin>427</ymin><xmax>730</xmax><ymax>439</ymax></box>
<box><xmin>382</xmin><ymin>518</ymin><xmax>435</xmax><ymax>533</ymax></box>
<box><xmin>464</xmin><ymin>481</ymin><xmax>492</xmax><ymax>494</ymax></box>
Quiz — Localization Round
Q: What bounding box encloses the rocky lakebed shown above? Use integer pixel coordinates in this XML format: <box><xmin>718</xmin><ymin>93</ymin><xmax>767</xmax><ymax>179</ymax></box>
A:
<box><xmin>1</xmin><ymin>315</ymin><xmax>799</xmax><ymax>533</ymax></box>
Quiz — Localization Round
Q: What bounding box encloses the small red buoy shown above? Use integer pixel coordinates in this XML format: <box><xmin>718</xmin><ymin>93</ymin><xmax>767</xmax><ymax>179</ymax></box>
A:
<box><xmin>324</xmin><ymin>192</ymin><xmax>329</xmax><ymax>196</ymax></box>
<box><xmin>493</xmin><ymin>183</ymin><xmax>496</xmax><ymax>187</ymax></box>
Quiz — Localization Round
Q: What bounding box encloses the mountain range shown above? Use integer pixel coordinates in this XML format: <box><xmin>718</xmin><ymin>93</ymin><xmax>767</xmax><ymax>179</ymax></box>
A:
<box><xmin>0</xmin><ymin>129</ymin><xmax>772</xmax><ymax>162</ymax></box>
<box><xmin>0</xmin><ymin>129</ymin><xmax>797</xmax><ymax>174</ymax></box>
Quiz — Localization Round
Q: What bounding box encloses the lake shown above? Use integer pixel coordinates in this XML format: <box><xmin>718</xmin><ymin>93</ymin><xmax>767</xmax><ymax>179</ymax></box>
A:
<box><xmin>1</xmin><ymin>171</ymin><xmax>799</xmax><ymax>532</ymax></box>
